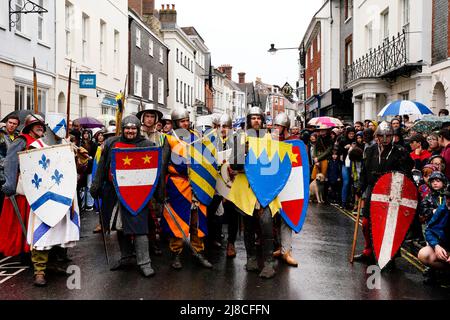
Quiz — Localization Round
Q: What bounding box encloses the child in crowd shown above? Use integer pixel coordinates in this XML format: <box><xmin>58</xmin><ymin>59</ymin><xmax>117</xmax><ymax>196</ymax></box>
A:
<box><xmin>418</xmin><ymin>185</ymin><xmax>450</xmax><ymax>285</ymax></box>
<box><xmin>349</xmin><ymin>146</ymin><xmax>364</xmax><ymax>213</ymax></box>
<box><xmin>418</xmin><ymin>164</ymin><xmax>439</xmax><ymax>201</ymax></box>
<box><xmin>419</xmin><ymin>171</ymin><xmax>448</xmax><ymax>225</ymax></box>
<box><xmin>326</xmin><ymin>148</ymin><xmax>342</xmax><ymax>204</ymax></box>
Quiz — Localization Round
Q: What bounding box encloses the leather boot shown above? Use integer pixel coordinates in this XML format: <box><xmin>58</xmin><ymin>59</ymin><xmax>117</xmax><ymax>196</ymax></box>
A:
<box><xmin>354</xmin><ymin>217</ymin><xmax>375</xmax><ymax>264</ymax></box>
<box><xmin>110</xmin><ymin>256</ymin><xmax>134</xmax><ymax>271</ymax></box>
<box><xmin>282</xmin><ymin>251</ymin><xmax>298</xmax><ymax>267</ymax></box>
<box><xmin>226</xmin><ymin>243</ymin><xmax>236</xmax><ymax>258</ymax></box>
<box><xmin>33</xmin><ymin>273</ymin><xmax>47</xmax><ymax>287</ymax></box>
<box><xmin>245</xmin><ymin>256</ymin><xmax>259</xmax><ymax>272</ymax></box>
<box><xmin>135</xmin><ymin>235</ymin><xmax>155</xmax><ymax>277</ymax></box>
<box><xmin>171</xmin><ymin>253</ymin><xmax>182</xmax><ymax>270</ymax></box>
<box><xmin>259</xmin><ymin>260</ymin><xmax>276</xmax><ymax>279</ymax></box>
<box><xmin>272</xmin><ymin>249</ymin><xmax>281</xmax><ymax>258</ymax></box>
<box><xmin>196</xmin><ymin>253</ymin><xmax>213</xmax><ymax>268</ymax></box>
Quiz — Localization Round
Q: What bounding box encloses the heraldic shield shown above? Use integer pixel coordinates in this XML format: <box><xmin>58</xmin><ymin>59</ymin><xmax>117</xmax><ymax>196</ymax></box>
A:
<box><xmin>370</xmin><ymin>171</ymin><xmax>418</xmax><ymax>269</ymax></box>
<box><xmin>111</xmin><ymin>147</ymin><xmax>162</xmax><ymax>216</ymax></box>
<box><xmin>188</xmin><ymin>132</ymin><xmax>218</xmax><ymax>206</ymax></box>
<box><xmin>277</xmin><ymin>139</ymin><xmax>310</xmax><ymax>233</ymax></box>
<box><xmin>19</xmin><ymin>144</ymin><xmax>77</xmax><ymax>228</ymax></box>
<box><xmin>245</xmin><ymin>134</ymin><xmax>293</xmax><ymax>208</ymax></box>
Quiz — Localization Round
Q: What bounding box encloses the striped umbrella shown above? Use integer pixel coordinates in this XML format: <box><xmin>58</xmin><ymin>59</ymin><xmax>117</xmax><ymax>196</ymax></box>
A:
<box><xmin>378</xmin><ymin>100</ymin><xmax>433</xmax><ymax>117</ymax></box>
<box><xmin>308</xmin><ymin>117</ymin><xmax>343</xmax><ymax>129</ymax></box>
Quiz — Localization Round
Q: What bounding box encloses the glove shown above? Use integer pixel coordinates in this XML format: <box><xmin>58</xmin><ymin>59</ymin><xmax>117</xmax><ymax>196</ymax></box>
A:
<box><xmin>2</xmin><ymin>184</ymin><xmax>16</xmax><ymax>197</ymax></box>
<box><xmin>90</xmin><ymin>184</ymin><xmax>100</xmax><ymax>199</ymax></box>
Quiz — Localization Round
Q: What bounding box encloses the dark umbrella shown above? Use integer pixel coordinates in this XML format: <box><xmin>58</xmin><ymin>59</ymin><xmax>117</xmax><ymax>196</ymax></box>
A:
<box><xmin>73</xmin><ymin>116</ymin><xmax>104</xmax><ymax>129</ymax></box>
<box><xmin>1</xmin><ymin>110</ymin><xmax>45</xmax><ymax>132</ymax></box>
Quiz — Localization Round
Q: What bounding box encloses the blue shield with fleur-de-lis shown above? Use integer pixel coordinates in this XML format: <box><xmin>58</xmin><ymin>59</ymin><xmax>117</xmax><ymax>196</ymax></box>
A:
<box><xmin>19</xmin><ymin>144</ymin><xmax>77</xmax><ymax>227</ymax></box>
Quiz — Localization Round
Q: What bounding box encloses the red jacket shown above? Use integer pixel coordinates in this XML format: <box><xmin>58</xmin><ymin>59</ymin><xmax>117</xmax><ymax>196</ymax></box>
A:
<box><xmin>410</xmin><ymin>149</ymin><xmax>432</xmax><ymax>170</ymax></box>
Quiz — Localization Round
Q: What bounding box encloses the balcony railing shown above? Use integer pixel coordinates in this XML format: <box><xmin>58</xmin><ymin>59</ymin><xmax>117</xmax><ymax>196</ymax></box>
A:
<box><xmin>344</xmin><ymin>31</ymin><xmax>408</xmax><ymax>86</ymax></box>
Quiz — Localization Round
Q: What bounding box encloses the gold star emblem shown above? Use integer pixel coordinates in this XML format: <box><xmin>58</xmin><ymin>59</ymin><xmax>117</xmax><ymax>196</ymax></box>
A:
<box><xmin>291</xmin><ymin>152</ymin><xmax>299</xmax><ymax>164</ymax></box>
<box><xmin>142</xmin><ymin>155</ymin><xmax>152</xmax><ymax>164</ymax></box>
<box><xmin>122</xmin><ymin>156</ymin><xmax>133</xmax><ymax>166</ymax></box>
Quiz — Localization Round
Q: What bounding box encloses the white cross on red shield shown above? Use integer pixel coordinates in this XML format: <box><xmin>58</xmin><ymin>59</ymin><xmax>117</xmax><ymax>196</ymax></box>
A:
<box><xmin>370</xmin><ymin>172</ymin><xmax>418</xmax><ymax>269</ymax></box>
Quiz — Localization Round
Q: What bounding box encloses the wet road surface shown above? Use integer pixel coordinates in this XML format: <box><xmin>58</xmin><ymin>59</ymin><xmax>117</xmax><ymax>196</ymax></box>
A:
<box><xmin>1</xmin><ymin>203</ymin><xmax>449</xmax><ymax>300</ymax></box>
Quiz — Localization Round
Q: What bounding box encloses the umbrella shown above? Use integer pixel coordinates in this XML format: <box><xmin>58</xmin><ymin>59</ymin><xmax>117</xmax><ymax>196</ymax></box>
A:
<box><xmin>74</xmin><ymin>116</ymin><xmax>104</xmax><ymax>129</ymax></box>
<box><xmin>96</xmin><ymin>114</ymin><xmax>116</xmax><ymax>127</ymax></box>
<box><xmin>308</xmin><ymin>117</ymin><xmax>343</xmax><ymax>129</ymax></box>
<box><xmin>410</xmin><ymin>115</ymin><xmax>450</xmax><ymax>133</ymax></box>
<box><xmin>1</xmin><ymin>110</ymin><xmax>45</xmax><ymax>132</ymax></box>
<box><xmin>378</xmin><ymin>100</ymin><xmax>433</xmax><ymax>117</ymax></box>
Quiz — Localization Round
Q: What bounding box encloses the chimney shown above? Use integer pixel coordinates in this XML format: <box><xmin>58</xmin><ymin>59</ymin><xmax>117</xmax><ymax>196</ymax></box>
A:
<box><xmin>219</xmin><ymin>64</ymin><xmax>232</xmax><ymax>81</ymax></box>
<box><xmin>238</xmin><ymin>72</ymin><xmax>246</xmax><ymax>84</ymax></box>
<box><xmin>128</xmin><ymin>0</ymin><xmax>143</xmax><ymax>17</ymax></box>
<box><xmin>142</xmin><ymin>0</ymin><xmax>155</xmax><ymax>15</ymax></box>
<box><xmin>159</xmin><ymin>3</ymin><xmax>177</xmax><ymax>24</ymax></box>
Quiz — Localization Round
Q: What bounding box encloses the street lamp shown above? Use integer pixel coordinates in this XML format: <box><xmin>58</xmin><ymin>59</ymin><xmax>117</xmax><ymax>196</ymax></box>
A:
<box><xmin>268</xmin><ymin>43</ymin><xmax>307</xmax><ymax>129</ymax></box>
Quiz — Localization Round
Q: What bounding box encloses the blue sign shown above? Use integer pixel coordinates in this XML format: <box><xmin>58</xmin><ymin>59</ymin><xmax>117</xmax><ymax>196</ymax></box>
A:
<box><xmin>79</xmin><ymin>74</ymin><xmax>96</xmax><ymax>89</ymax></box>
<box><xmin>102</xmin><ymin>97</ymin><xmax>118</xmax><ymax>108</ymax></box>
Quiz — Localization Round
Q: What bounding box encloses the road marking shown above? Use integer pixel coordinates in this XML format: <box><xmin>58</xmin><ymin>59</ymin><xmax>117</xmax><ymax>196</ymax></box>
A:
<box><xmin>0</xmin><ymin>256</ymin><xmax>29</xmax><ymax>285</ymax></box>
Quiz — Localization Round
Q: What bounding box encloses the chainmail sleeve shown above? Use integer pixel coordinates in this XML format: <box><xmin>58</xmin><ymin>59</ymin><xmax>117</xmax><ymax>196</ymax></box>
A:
<box><xmin>1</xmin><ymin>137</ymin><xmax>26</xmax><ymax>196</ymax></box>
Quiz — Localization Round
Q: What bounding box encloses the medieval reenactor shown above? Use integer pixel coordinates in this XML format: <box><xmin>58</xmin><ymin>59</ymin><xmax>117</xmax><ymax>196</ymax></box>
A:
<box><xmin>0</xmin><ymin>114</ymin><xmax>46</xmax><ymax>285</ymax></box>
<box><xmin>22</xmin><ymin>112</ymin><xmax>80</xmax><ymax>286</ymax></box>
<box><xmin>217</xmin><ymin>114</ymin><xmax>241</xmax><ymax>258</ymax></box>
<box><xmin>0</xmin><ymin>114</ymin><xmax>20</xmax><ymax>214</ymax></box>
<box><xmin>229</xmin><ymin>106</ymin><xmax>277</xmax><ymax>279</ymax></box>
<box><xmin>271</xmin><ymin>112</ymin><xmax>298</xmax><ymax>267</ymax></box>
<box><xmin>162</xmin><ymin>114</ymin><xmax>173</xmax><ymax>135</ymax></box>
<box><xmin>353</xmin><ymin>121</ymin><xmax>414</xmax><ymax>264</ymax></box>
<box><xmin>160</xmin><ymin>108</ymin><xmax>213</xmax><ymax>270</ymax></box>
<box><xmin>90</xmin><ymin>115</ymin><xmax>157</xmax><ymax>277</ymax></box>
<box><xmin>136</xmin><ymin>105</ymin><xmax>168</xmax><ymax>256</ymax></box>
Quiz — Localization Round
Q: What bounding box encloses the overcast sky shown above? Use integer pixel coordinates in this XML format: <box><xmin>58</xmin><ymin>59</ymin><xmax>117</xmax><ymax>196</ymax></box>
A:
<box><xmin>155</xmin><ymin>0</ymin><xmax>320</xmax><ymax>87</ymax></box>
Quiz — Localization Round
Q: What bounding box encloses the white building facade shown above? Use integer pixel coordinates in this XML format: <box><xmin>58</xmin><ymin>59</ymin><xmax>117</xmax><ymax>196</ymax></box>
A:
<box><xmin>182</xmin><ymin>27</ymin><xmax>210</xmax><ymax>116</ymax></box>
<box><xmin>347</xmin><ymin>0</ymin><xmax>433</xmax><ymax>121</ymax></box>
<box><xmin>212</xmin><ymin>68</ymin><xmax>226</xmax><ymax>115</ymax></box>
<box><xmin>0</xmin><ymin>0</ymin><xmax>56</xmax><ymax>117</ymax></box>
<box><xmin>54</xmin><ymin>0</ymin><xmax>128</xmax><ymax>120</ymax></box>
<box><xmin>161</xmin><ymin>27</ymin><xmax>196</xmax><ymax>122</ymax></box>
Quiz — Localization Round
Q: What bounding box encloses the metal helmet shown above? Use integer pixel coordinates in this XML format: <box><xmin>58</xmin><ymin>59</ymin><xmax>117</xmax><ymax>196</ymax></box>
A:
<box><xmin>248</xmin><ymin>106</ymin><xmax>264</xmax><ymax>117</ymax></box>
<box><xmin>211</xmin><ymin>113</ymin><xmax>221</xmax><ymax>126</ymax></box>
<box><xmin>196</xmin><ymin>115</ymin><xmax>213</xmax><ymax>132</ymax></box>
<box><xmin>162</xmin><ymin>114</ymin><xmax>172</xmax><ymax>122</ymax></box>
<box><xmin>246</xmin><ymin>106</ymin><xmax>265</xmax><ymax>128</ymax></box>
<box><xmin>121</xmin><ymin>115</ymin><xmax>141</xmax><ymax>137</ymax></box>
<box><xmin>136</xmin><ymin>104</ymin><xmax>163</xmax><ymax>124</ymax></box>
<box><xmin>22</xmin><ymin>114</ymin><xmax>46</xmax><ymax>134</ymax></box>
<box><xmin>219</xmin><ymin>114</ymin><xmax>232</xmax><ymax>128</ymax></box>
<box><xmin>273</xmin><ymin>113</ymin><xmax>290</xmax><ymax>130</ymax></box>
<box><xmin>171</xmin><ymin>108</ymin><xmax>190</xmax><ymax>129</ymax></box>
<box><xmin>374</xmin><ymin>121</ymin><xmax>393</xmax><ymax>136</ymax></box>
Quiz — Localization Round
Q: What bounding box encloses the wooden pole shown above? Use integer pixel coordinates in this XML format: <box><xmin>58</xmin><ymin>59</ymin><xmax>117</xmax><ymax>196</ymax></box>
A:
<box><xmin>66</xmin><ymin>60</ymin><xmax>72</xmax><ymax>139</ymax></box>
<box><xmin>33</xmin><ymin>57</ymin><xmax>39</xmax><ymax>114</ymax></box>
<box><xmin>350</xmin><ymin>198</ymin><xmax>363</xmax><ymax>263</ymax></box>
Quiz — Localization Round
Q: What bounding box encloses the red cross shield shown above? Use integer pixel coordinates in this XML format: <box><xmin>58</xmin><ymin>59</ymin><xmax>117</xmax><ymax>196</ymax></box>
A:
<box><xmin>370</xmin><ymin>172</ymin><xmax>418</xmax><ymax>269</ymax></box>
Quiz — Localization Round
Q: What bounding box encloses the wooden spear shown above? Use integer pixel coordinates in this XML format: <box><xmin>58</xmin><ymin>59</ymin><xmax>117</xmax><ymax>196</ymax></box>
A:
<box><xmin>66</xmin><ymin>60</ymin><xmax>72</xmax><ymax>139</ymax></box>
<box><xmin>350</xmin><ymin>198</ymin><xmax>363</xmax><ymax>263</ymax></box>
<box><xmin>33</xmin><ymin>57</ymin><xmax>39</xmax><ymax>114</ymax></box>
